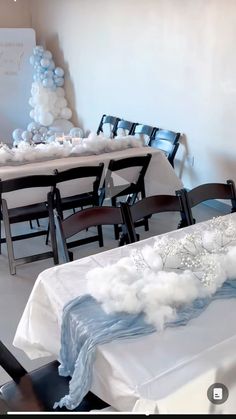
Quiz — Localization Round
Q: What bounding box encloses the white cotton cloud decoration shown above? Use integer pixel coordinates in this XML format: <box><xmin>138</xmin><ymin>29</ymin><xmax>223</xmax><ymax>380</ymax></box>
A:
<box><xmin>86</xmin><ymin>215</ymin><xmax>236</xmax><ymax>330</ymax></box>
<box><xmin>12</xmin><ymin>45</ymin><xmax>83</xmax><ymax>145</ymax></box>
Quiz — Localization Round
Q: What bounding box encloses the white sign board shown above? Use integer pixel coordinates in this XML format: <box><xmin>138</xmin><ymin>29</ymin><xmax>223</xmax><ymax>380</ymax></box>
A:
<box><xmin>0</xmin><ymin>28</ymin><xmax>36</xmax><ymax>144</ymax></box>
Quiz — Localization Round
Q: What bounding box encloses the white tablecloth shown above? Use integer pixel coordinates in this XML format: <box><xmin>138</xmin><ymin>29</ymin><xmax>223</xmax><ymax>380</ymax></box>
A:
<box><xmin>13</xmin><ymin>213</ymin><xmax>236</xmax><ymax>414</ymax></box>
<box><xmin>0</xmin><ymin>147</ymin><xmax>182</xmax><ymax>208</ymax></box>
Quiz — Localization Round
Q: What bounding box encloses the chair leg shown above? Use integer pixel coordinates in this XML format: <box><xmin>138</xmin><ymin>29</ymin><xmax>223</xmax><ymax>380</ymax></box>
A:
<box><xmin>112</xmin><ymin>197</ymin><xmax>120</xmax><ymax>240</ymax></box>
<box><xmin>2</xmin><ymin>202</ymin><xmax>16</xmax><ymax>275</ymax></box>
<box><xmin>97</xmin><ymin>225</ymin><xmax>103</xmax><ymax>247</ymax></box>
<box><xmin>45</xmin><ymin>222</ymin><xmax>50</xmax><ymax>245</ymax></box>
<box><xmin>144</xmin><ymin>216</ymin><xmax>149</xmax><ymax>231</ymax></box>
<box><xmin>0</xmin><ymin>219</ymin><xmax>1</xmax><ymax>254</ymax></box>
<box><xmin>29</xmin><ymin>219</ymin><xmax>40</xmax><ymax>229</ymax></box>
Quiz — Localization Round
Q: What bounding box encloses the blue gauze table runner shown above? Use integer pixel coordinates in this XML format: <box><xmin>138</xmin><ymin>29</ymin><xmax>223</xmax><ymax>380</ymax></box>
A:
<box><xmin>54</xmin><ymin>279</ymin><xmax>236</xmax><ymax>410</ymax></box>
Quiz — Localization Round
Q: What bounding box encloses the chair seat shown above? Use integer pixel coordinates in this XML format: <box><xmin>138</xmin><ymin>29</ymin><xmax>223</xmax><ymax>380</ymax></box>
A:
<box><xmin>60</xmin><ymin>192</ymin><xmax>95</xmax><ymax>211</ymax></box>
<box><xmin>6</xmin><ymin>203</ymin><xmax>49</xmax><ymax>224</ymax></box>
<box><xmin>0</xmin><ymin>360</ymin><xmax>109</xmax><ymax>412</ymax></box>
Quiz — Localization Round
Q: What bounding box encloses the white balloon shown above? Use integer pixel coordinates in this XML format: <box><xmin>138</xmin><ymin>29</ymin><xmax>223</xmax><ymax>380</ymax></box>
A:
<box><xmin>60</xmin><ymin>107</ymin><xmax>72</xmax><ymax>120</ymax></box>
<box><xmin>28</xmin><ymin>97</ymin><xmax>35</xmax><ymax>107</ymax></box>
<box><xmin>57</xmin><ymin>97</ymin><xmax>67</xmax><ymax>109</ymax></box>
<box><xmin>38</xmin><ymin>111</ymin><xmax>54</xmax><ymax>127</ymax></box>
<box><xmin>56</xmin><ymin>87</ymin><xmax>65</xmax><ymax>97</ymax></box>
<box><xmin>29</xmin><ymin>110</ymin><xmax>35</xmax><ymax>119</ymax></box>
<box><xmin>50</xmin><ymin>118</ymin><xmax>74</xmax><ymax>134</ymax></box>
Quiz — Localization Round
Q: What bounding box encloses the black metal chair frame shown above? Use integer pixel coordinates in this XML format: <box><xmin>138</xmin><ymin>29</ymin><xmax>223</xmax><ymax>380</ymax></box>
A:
<box><xmin>52</xmin><ymin>205</ymin><xmax>128</xmax><ymax>264</ymax></box>
<box><xmin>0</xmin><ymin>175</ymin><xmax>57</xmax><ymax>275</ymax></box>
<box><xmin>0</xmin><ymin>341</ymin><xmax>109</xmax><ymax>412</ymax></box>
<box><xmin>149</xmin><ymin>129</ymin><xmax>181</xmax><ymax>167</ymax></box>
<box><xmin>46</xmin><ymin>164</ymin><xmax>105</xmax><ymax>254</ymax></box>
<box><xmin>96</xmin><ymin>114</ymin><xmax>120</xmax><ymax>138</ymax></box>
<box><xmin>121</xmin><ymin>192</ymin><xmax>191</xmax><ymax>243</ymax></box>
<box><xmin>100</xmin><ymin>153</ymin><xmax>152</xmax><ymax>240</ymax></box>
<box><xmin>180</xmin><ymin>179</ymin><xmax>236</xmax><ymax>225</ymax></box>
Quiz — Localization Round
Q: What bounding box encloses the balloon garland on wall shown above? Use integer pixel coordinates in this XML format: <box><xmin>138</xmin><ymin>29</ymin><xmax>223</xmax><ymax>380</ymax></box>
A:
<box><xmin>12</xmin><ymin>45</ymin><xmax>83</xmax><ymax>146</ymax></box>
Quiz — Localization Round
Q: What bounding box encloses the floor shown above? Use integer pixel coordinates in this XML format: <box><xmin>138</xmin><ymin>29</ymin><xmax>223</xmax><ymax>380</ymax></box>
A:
<box><xmin>0</xmin><ymin>203</ymin><xmax>226</xmax><ymax>385</ymax></box>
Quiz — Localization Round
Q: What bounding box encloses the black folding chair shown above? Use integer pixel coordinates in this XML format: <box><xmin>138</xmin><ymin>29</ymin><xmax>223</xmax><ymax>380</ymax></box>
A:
<box><xmin>178</xmin><ymin>179</ymin><xmax>236</xmax><ymax>225</ymax></box>
<box><xmin>45</xmin><ymin>163</ymin><xmax>104</xmax><ymax>248</ymax></box>
<box><xmin>149</xmin><ymin>129</ymin><xmax>181</xmax><ymax>167</ymax></box>
<box><xmin>121</xmin><ymin>192</ymin><xmax>191</xmax><ymax>243</ymax></box>
<box><xmin>96</xmin><ymin>114</ymin><xmax>120</xmax><ymax>138</ymax></box>
<box><xmin>133</xmin><ymin>124</ymin><xmax>156</xmax><ymax>146</ymax></box>
<box><xmin>0</xmin><ymin>175</ymin><xmax>57</xmax><ymax>275</ymax></box>
<box><xmin>52</xmin><ymin>205</ymin><xmax>128</xmax><ymax>264</ymax></box>
<box><xmin>100</xmin><ymin>153</ymin><xmax>152</xmax><ymax>240</ymax></box>
<box><xmin>115</xmin><ymin>119</ymin><xmax>136</xmax><ymax>137</ymax></box>
<box><xmin>0</xmin><ymin>340</ymin><xmax>109</xmax><ymax>412</ymax></box>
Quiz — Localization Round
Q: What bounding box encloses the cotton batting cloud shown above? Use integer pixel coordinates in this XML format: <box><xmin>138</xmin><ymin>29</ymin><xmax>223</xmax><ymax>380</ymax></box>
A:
<box><xmin>0</xmin><ymin>134</ymin><xmax>143</xmax><ymax>165</ymax></box>
<box><xmin>86</xmin><ymin>216</ymin><xmax>236</xmax><ymax>330</ymax></box>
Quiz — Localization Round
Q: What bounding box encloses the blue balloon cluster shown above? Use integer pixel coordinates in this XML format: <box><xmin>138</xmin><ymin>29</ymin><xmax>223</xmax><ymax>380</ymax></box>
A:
<box><xmin>30</xmin><ymin>45</ymin><xmax>65</xmax><ymax>89</ymax></box>
<box><xmin>12</xmin><ymin>44</ymin><xmax>84</xmax><ymax>145</ymax></box>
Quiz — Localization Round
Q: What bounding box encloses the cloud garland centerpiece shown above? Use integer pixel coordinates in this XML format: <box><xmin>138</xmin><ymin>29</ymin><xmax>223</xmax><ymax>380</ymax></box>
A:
<box><xmin>0</xmin><ymin>134</ymin><xmax>143</xmax><ymax>165</ymax></box>
<box><xmin>87</xmin><ymin>215</ymin><xmax>236</xmax><ymax>330</ymax></box>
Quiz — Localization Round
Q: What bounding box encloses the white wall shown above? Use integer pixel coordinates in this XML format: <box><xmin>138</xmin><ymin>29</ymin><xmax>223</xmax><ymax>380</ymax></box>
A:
<box><xmin>29</xmin><ymin>0</ymin><xmax>236</xmax><ymax>188</ymax></box>
<box><xmin>0</xmin><ymin>0</ymin><xmax>31</xmax><ymax>27</ymax></box>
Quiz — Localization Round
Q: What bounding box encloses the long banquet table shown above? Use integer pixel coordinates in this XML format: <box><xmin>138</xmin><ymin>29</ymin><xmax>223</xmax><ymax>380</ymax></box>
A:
<box><xmin>0</xmin><ymin>147</ymin><xmax>182</xmax><ymax>208</ymax></box>
<box><xmin>13</xmin><ymin>212</ymin><xmax>236</xmax><ymax>414</ymax></box>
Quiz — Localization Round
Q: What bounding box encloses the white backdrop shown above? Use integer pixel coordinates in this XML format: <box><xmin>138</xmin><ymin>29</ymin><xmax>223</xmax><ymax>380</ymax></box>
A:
<box><xmin>0</xmin><ymin>28</ymin><xmax>35</xmax><ymax>144</ymax></box>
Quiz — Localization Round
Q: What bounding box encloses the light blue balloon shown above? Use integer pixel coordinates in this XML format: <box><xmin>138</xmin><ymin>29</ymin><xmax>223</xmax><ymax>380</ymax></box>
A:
<box><xmin>36</xmin><ymin>66</ymin><xmax>45</xmax><ymax>74</ymax></box>
<box><xmin>33</xmin><ymin>45</ymin><xmax>44</xmax><ymax>56</ymax></box>
<box><xmin>33</xmin><ymin>74</ymin><xmax>40</xmax><ymax>81</ymax></box>
<box><xmin>12</xmin><ymin>128</ymin><xmax>24</xmax><ymax>141</ymax></box>
<box><xmin>69</xmin><ymin>127</ymin><xmax>83</xmax><ymax>137</ymax></box>
<box><xmin>43</xmin><ymin>50</ymin><xmax>52</xmax><ymax>60</ymax></box>
<box><xmin>13</xmin><ymin>139</ymin><xmax>20</xmax><ymax>147</ymax></box>
<box><xmin>47</xmin><ymin>134</ymin><xmax>56</xmax><ymax>143</ymax></box>
<box><xmin>40</xmin><ymin>58</ymin><xmax>50</xmax><ymax>69</ymax></box>
<box><xmin>42</xmin><ymin>78</ymin><xmax>54</xmax><ymax>88</ymax></box>
<box><xmin>39</xmin><ymin>126</ymin><xmax>48</xmax><ymax>135</ymax></box>
<box><xmin>33</xmin><ymin>133</ymin><xmax>43</xmax><ymax>143</ymax></box>
<box><xmin>54</xmin><ymin>67</ymin><xmax>64</xmax><ymax>77</ymax></box>
<box><xmin>27</xmin><ymin>122</ymin><xmax>40</xmax><ymax>132</ymax></box>
<box><xmin>44</xmin><ymin>70</ymin><xmax>54</xmax><ymax>78</ymax></box>
<box><xmin>54</xmin><ymin>77</ymin><xmax>64</xmax><ymax>87</ymax></box>
<box><xmin>29</xmin><ymin>55</ymin><xmax>35</xmax><ymax>65</ymax></box>
<box><xmin>48</xmin><ymin>60</ymin><xmax>55</xmax><ymax>70</ymax></box>
<box><xmin>22</xmin><ymin>131</ymin><xmax>33</xmax><ymax>142</ymax></box>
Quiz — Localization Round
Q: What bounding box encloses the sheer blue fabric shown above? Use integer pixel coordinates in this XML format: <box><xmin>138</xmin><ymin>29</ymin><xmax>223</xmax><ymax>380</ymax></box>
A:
<box><xmin>54</xmin><ymin>279</ymin><xmax>236</xmax><ymax>410</ymax></box>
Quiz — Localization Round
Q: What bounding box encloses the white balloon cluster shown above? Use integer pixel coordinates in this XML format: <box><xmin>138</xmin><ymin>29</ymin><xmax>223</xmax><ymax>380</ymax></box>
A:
<box><xmin>12</xmin><ymin>45</ymin><xmax>83</xmax><ymax>146</ymax></box>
